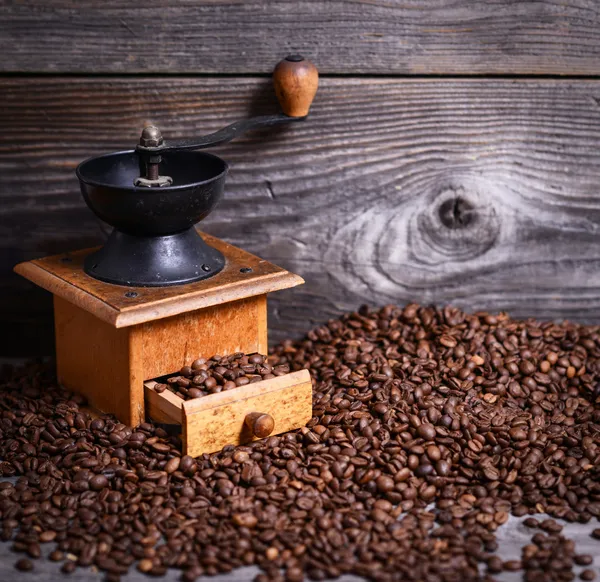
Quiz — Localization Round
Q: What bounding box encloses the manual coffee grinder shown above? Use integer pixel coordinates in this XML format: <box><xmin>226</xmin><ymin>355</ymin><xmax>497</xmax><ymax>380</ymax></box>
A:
<box><xmin>15</xmin><ymin>56</ymin><xmax>318</xmax><ymax>457</ymax></box>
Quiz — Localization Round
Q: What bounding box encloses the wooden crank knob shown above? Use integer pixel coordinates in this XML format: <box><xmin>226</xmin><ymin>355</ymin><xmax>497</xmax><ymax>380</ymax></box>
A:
<box><xmin>273</xmin><ymin>54</ymin><xmax>319</xmax><ymax>118</ymax></box>
<box><xmin>245</xmin><ymin>412</ymin><xmax>275</xmax><ymax>439</ymax></box>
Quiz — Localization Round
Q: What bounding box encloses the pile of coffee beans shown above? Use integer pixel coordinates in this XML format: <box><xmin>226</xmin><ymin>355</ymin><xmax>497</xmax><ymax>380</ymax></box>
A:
<box><xmin>0</xmin><ymin>303</ymin><xmax>599</xmax><ymax>582</ymax></box>
<box><xmin>155</xmin><ymin>353</ymin><xmax>289</xmax><ymax>400</ymax></box>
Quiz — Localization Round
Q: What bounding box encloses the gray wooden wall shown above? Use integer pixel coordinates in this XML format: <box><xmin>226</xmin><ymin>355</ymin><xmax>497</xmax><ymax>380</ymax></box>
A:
<box><xmin>2</xmin><ymin>1</ymin><xmax>600</xmax><ymax>356</ymax></box>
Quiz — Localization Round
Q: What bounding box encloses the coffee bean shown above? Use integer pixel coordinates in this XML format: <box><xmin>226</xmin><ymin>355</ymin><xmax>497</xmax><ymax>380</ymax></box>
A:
<box><xmin>15</xmin><ymin>558</ymin><xmax>33</xmax><ymax>571</ymax></box>
<box><xmin>395</xmin><ymin>467</ymin><xmax>411</xmax><ymax>482</ymax></box>
<box><xmin>180</xmin><ymin>365</ymin><xmax>193</xmax><ymax>377</ymax></box>
<box><xmin>539</xmin><ymin>518</ymin><xmax>563</xmax><ymax>533</ymax></box>
<box><xmin>282</xmin><ymin>566</ymin><xmax>302</xmax><ymax>582</ymax></box>
<box><xmin>137</xmin><ymin>559</ymin><xmax>153</xmax><ymax>573</ymax></box>
<box><xmin>89</xmin><ymin>474</ymin><xmax>108</xmax><ymax>491</ymax></box>
<box><xmin>232</xmin><ymin>450</ymin><xmax>250</xmax><ymax>463</ymax></box>
<box><xmin>509</xmin><ymin>427</ymin><xmax>528</xmax><ymax>441</ymax></box>
<box><xmin>27</xmin><ymin>542</ymin><xmax>41</xmax><ymax>558</ymax></box>
<box><xmin>416</xmin><ymin>423</ymin><xmax>436</xmax><ymax>440</ymax></box>
<box><xmin>61</xmin><ymin>560</ymin><xmax>76</xmax><ymax>574</ymax></box>
<box><xmin>520</xmin><ymin>360</ymin><xmax>536</xmax><ymax>376</ymax></box>
<box><xmin>487</xmin><ymin>556</ymin><xmax>503</xmax><ymax>573</ymax></box>
<box><xmin>265</xmin><ymin>547</ymin><xmax>279</xmax><ymax>561</ymax></box>
<box><xmin>39</xmin><ymin>530</ymin><xmax>57</xmax><ymax>543</ymax></box>
<box><xmin>440</xmin><ymin>335</ymin><xmax>457</xmax><ymax>348</ymax></box>
<box><xmin>426</xmin><ymin>445</ymin><xmax>441</xmax><ymax>461</ymax></box>
<box><xmin>581</xmin><ymin>571</ymin><xmax>596</xmax><ymax>581</ymax></box>
<box><xmin>482</xmin><ymin>466</ymin><xmax>500</xmax><ymax>481</ymax></box>
<box><xmin>232</xmin><ymin>513</ymin><xmax>258</xmax><ymax>528</ymax></box>
<box><xmin>375</xmin><ymin>475</ymin><xmax>394</xmax><ymax>493</ymax></box>
<box><xmin>165</xmin><ymin>456</ymin><xmax>180</xmax><ymax>474</ymax></box>
<box><xmin>203</xmin><ymin>376</ymin><xmax>218</xmax><ymax>391</ymax></box>
<box><xmin>180</xmin><ymin>455</ymin><xmax>195</xmax><ymax>474</ymax></box>
<box><xmin>574</xmin><ymin>555</ymin><xmax>593</xmax><ymax>566</ymax></box>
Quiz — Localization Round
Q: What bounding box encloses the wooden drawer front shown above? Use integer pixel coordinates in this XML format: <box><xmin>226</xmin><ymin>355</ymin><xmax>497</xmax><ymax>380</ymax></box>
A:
<box><xmin>145</xmin><ymin>369</ymin><xmax>313</xmax><ymax>457</ymax></box>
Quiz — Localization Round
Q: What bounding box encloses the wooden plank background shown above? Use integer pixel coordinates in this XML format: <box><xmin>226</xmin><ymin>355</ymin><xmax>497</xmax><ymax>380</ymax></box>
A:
<box><xmin>1</xmin><ymin>0</ymin><xmax>600</xmax><ymax>75</ymax></box>
<box><xmin>2</xmin><ymin>0</ymin><xmax>600</xmax><ymax>355</ymax></box>
<box><xmin>3</xmin><ymin>75</ymin><xmax>600</xmax><ymax>355</ymax></box>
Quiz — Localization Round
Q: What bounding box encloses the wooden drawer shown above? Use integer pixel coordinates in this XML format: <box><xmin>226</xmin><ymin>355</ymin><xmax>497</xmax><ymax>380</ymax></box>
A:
<box><xmin>144</xmin><ymin>369</ymin><xmax>313</xmax><ymax>457</ymax></box>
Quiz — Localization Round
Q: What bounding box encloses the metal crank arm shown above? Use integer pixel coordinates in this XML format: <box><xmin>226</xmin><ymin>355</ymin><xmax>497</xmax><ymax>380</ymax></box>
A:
<box><xmin>134</xmin><ymin>54</ymin><xmax>318</xmax><ymax>187</ymax></box>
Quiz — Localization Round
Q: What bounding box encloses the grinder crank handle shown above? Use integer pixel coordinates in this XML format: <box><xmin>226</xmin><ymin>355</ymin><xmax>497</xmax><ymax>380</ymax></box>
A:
<box><xmin>272</xmin><ymin>54</ymin><xmax>319</xmax><ymax>117</ymax></box>
<box><xmin>136</xmin><ymin>55</ymin><xmax>318</xmax><ymax>155</ymax></box>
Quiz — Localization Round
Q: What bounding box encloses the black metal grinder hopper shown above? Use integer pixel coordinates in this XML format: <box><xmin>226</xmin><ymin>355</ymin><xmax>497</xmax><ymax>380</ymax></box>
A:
<box><xmin>76</xmin><ymin>55</ymin><xmax>318</xmax><ymax>287</ymax></box>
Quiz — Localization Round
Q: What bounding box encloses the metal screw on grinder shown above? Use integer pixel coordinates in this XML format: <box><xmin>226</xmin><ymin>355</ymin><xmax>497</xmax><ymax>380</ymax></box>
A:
<box><xmin>139</xmin><ymin>125</ymin><xmax>163</xmax><ymax>148</ymax></box>
<box><xmin>135</xmin><ymin>126</ymin><xmax>173</xmax><ymax>187</ymax></box>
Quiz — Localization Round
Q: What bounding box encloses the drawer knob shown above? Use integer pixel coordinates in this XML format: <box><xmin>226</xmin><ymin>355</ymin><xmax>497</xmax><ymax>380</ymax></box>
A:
<box><xmin>245</xmin><ymin>412</ymin><xmax>275</xmax><ymax>439</ymax></box>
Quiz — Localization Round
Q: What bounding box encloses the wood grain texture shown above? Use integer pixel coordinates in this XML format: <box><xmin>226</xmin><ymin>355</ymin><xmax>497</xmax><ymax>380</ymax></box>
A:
<box><xmin>14</xmin><ymin>234</ymin><xmax>303</xmax><ymax>327</ymax></box>
<box><xmin>145</xmin><ymin>380</ymin><xmax>185</xmax><ymax>426</ymax></box>
<box><xmin>4</xmin><ymin>77</ymin><xmax>600</xmax><ymax>354</ymax></box>
<box><xmin>182</xmin><ymin>369</ymin><xmax>312</xmax><ymax>457</ymax></box>
<box><xmin>273</xmin><ymin>57</ymin><xmax>319</xmax><ymax>118</ymax></box>
<box><xmin>135</xmin><ymin>295</ymin><xmax>268</xmax><ymax>381</ymax></box>
<box><xmin>48</xmin><ymin>241</ymin><xmax>273</xmax><ymax>425</ymax></box>
<box><xmin>53</xmin><ymin>296</ymin><xmax>145</xmax><ymax>426</ymax></box>
<box><xmin>1</xmin><ymin>1</ymin><xmax>600</xmax><ymax>75</ymax></box>
<box><xmin>145</xmin><ymin>370</ymin><xmax>313</xmax><ymax>456</ymax></box>
<box><xmin>53</xmin><ymin>294</ymin><xmax>268</xmax><ymax>425</ymax></box>
<box><xmin>14</xmin><ymin>260</ymin><xmax>121</xmax><ymax>326</ymax></box>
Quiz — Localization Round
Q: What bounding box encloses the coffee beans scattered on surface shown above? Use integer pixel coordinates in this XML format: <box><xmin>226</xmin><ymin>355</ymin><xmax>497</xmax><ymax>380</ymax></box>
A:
<box><xmin>14</xmin><ymin>557</ymin><xmax>33</xmax><ymax>571</ymax></box>
<box><xmin>574</xmin><ymin>555</ymin><xmax>594</xmax><ymax>567</ymax></box>
<box><xmin>520</xmin><ymin>529</ymin><xmax>582</xmax><ymax>581</ymax></box>
<box><xmin>0</xmin><ymin>303</ymin><xmax>599</xmax><ymax>581</ymax></box>
<box><xmin>155</xmin><ymin>353</ymin><xmax>289</xmax><ymax>400</ymax></box>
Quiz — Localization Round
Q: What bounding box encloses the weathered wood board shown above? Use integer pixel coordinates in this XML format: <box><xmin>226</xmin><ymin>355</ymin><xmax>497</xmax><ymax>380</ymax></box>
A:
<box><xmin>1</xmin><ymin>1</ymin><xmax>600</xmax><ymax>75</ymax></box>
<box><xmin>3</xmin><ymin>77</ymin><xmax>600</xmax><ymax>354</ymax></box>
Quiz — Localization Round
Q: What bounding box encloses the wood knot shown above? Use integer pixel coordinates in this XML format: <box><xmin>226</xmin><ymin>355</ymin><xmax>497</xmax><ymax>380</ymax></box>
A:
<box><xmin>321</xmin><ymin>176</ymin><xmax>504</xmax><ymax>307</ymax></box>
<box><xmin>438</xmin><ymin>196</ymin><xmax>475</xmax><ymax>230</ymax></box>
<box><xmin>417</xmin><ymin>185</ymin><xmax>500</xmax><ymax>261</ymax></box>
